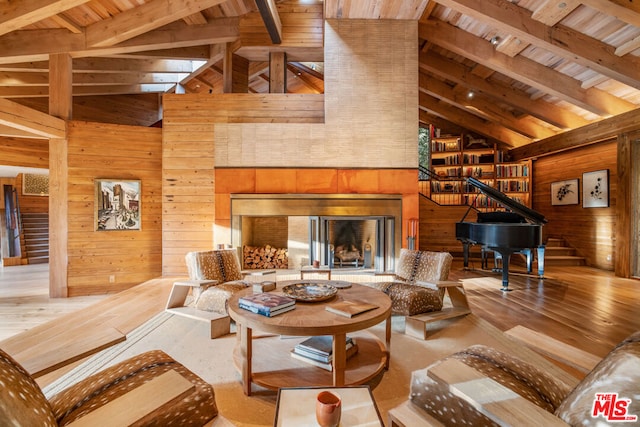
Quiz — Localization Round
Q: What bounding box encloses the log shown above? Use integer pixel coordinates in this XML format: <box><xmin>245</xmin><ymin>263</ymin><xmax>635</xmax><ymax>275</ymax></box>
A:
<box><xmin>243</xmin><ymin>245</ymin><xmax>288</xmax><ymax>269</ymax></box>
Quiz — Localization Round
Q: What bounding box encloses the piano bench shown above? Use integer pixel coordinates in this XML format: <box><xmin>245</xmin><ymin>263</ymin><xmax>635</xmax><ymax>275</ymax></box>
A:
<box><xmin>405</xmin><ymin>281</ymin><xmax>471</xmax><ymax>340</ymax></box>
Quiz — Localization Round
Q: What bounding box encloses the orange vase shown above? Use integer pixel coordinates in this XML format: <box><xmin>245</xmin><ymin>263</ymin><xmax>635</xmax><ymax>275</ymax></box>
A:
<box><xmin>316</xmin><ymin>391</ymin><xmax>341</xmax><ymax>427</ymax></box>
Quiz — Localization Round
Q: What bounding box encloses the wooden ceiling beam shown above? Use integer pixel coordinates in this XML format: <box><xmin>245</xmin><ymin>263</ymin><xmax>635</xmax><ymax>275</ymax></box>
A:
<box><xmin>419</xmin><ymin>50</ymin><xmax>590</xmax><ymax>130</ymax></box>
<box><xmin>0</xmin><ymin>98</ymin><xmax>65</xmax><ymax>138</ymax></box>
<box><xmin>531</xmin><ymin>0</ymin><xmax>580</xmax><ymax>26</ymax></box>
<box><xmin>580</xmin><ymin>0</ymin><xmax>640</xmax><ymax>28</ymax></box>
<box><xmin>107</xmin><ymin>46</ymin><xmax>211</xmax><ymax>60</ymax></box>
<box><xmin>419</xmin><ymin>110</ymin><xmax>466</xmax><ymax>135</ymax></box>
<box><xmin>0</xmin><ymin>84</ymin><xmax>175</xmax><ymax>98</ymax></box>
<box><xmin>49</xmin><ymin>14</ymin><xmax>83</xmax><ymax>34</ymax></box>
<box><xmin>182</xmin><ymin>12</ymin><xmax>208</xmax><ymax>26</ymax></box>
<box><xmin>287</xmin><ymin>64</ymin><xmax>323</xmax><ymax>93</ymax></box>
<box><xmin>434</xmin><ymin>0</ymin><xmax>640</xmax><ymax>89</ymax></box>
<box><xmin>419</xmin><ymin>19</ymin><xmax>635</xmax><ymax>116</ymax></box>
<box><xmin>85</xmin><ymin>0</ymin><xmax>227</xmax><ymax>47</ymax></box>
<box><xmin>179</xmin><ymin>44</ymin><xmax>226</xmax><ymax>87</ymax></box>
<box><xmin>0</xmin><ymin>0</ymin><xmax>91</xmax><ymax>37</ymax></box>
<box><xmin>0</xmin><ymin>19</ymin><xmax>239</xmax><ymax>64</ymax></box>
<box><xmin>71</xmin><ymin>58</ymin><xmax>195</xmax><ymax>74</ymax></box>
<box><xmin>0</xmin><ymin>123</ymin><xmax>47</xmax><ymax>139</ymax></box>
<box><xmin>72</xmin><ymin>73</ymin><xmax>188</xmax><ymax>85</ymax></box>
<box><xmin>255</xmin><ymin>0</ymin><xmax>282</xmax><ymax>44</ymax></box>
<box><xmin>509</xmin><ymin>107</ymin><xmax>640</xmax><ymax>160</ymax></box>
<box><xmin>419</xmin><ymin>71</ymin><xmax>557</xmax><ymax>139</ymax></box>
<box><xmin>419</xmin><ymin>91</ymin><xmax>532</xmax><ymax>147</ymax></box>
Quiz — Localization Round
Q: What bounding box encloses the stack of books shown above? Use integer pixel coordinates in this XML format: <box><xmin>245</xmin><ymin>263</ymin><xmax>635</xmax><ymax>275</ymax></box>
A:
<box><xmin>238</xmin><ymin>293</ymin><xmax>295</xmax><ymax>317</ymax></box>
<box><xmin>290</xmin><ymin>335</ymin><xmax>359</xmax><ymax>371</ymax></box>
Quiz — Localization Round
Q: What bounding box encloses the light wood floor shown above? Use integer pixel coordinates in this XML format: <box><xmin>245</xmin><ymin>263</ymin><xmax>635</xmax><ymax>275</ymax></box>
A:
<box><xmin>0</xmin><ymin>261</ymin><xmax>639</xmax><ymax>373</ymax></box>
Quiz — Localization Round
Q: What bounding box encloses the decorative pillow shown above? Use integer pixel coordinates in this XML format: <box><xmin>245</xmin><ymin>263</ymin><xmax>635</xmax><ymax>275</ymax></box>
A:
<box><xmin>195</xmin><ymin>283</ymin><xmax>249</xmax><ymax>314</ymax></box>
<box><xmin>555</xmin><ymin>331</ymin><xmax>640</xmax><ymax>426</ymax></box>
<box><xmin>185</xmin><ymin>250</ymin><xmax>243</xmax><ymax>282</ymax></box>
<box><xmin>0</xmin><ymin>348</ymin><xmax>57</xmax><ymax>427</ymax></box>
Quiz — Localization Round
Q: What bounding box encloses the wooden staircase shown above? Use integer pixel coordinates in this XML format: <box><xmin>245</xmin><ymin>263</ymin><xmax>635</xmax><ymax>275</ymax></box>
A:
<box><xmin>543</xmin><ymin>237</ymin><xmax>585</xmax><ymax>266</ymax></box>
<box><xmin>20</xmin><ymin>212</ymin><xmax>49</xmax><ymax>264</ymax></box>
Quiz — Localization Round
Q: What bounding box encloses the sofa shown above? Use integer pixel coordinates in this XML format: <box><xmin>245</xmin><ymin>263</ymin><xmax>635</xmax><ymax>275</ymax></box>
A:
<box><xmin>0</xmin><ymin>347</ymin><xmax>218</xmax><ymax>426</ymax></box>
<box><xmin>402</xmin><ymin>330</ymin><xmax>640</xmax><ymax>426</ymax></box>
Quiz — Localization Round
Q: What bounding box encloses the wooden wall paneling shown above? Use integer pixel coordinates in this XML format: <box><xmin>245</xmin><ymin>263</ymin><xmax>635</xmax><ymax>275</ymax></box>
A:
<box><xmin>533</xmin><ymin>140</ymin><xmax>617</xmax><ymax>270</ymax></box>
<box><xmin>419</xmin><ymin>198</ymin><xmax>471</xmax><ymax>254</ymax></box>
<box><xmin>66</xmin><ymin>121</ymin><xmax>162</xmax><ymax>295</ymax></box>
<box><xmin>162</xmin><ymin>96</ymin><xmax>216</xmax><ymax>275</ymax></box>
<box><xmin>0</xmin><ymin>137</ymin><xmax>49</xmax><ymax>168</ymax></box>
<box><xmin>162</xmin><ymin>93</ymin><xmax>324</xmax><ymax>123</ymax></box>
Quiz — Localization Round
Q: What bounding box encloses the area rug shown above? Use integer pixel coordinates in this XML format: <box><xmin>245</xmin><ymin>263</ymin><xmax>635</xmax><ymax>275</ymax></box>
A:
<box><xmin>42</xmin><ymin>311</ymin><xmax>532</xmax><ymax>427</ymax></box>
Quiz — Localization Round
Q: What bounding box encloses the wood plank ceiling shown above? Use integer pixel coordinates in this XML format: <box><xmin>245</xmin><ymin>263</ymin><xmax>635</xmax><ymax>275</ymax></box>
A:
<box><xmin>1</xmin><ymin>0</ymin><xmax>640</xmax><ymax>152</ymax></box>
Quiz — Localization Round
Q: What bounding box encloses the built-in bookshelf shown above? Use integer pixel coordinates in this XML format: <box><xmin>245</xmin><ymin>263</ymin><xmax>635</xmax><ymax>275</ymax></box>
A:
<box><xmin>428</xmin><ymin>134</ymin><xmax>532</xmax><ymax>211</ymax></box>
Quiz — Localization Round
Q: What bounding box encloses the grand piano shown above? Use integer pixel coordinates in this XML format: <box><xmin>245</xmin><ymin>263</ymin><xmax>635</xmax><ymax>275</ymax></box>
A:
<box><xmin>455</xmin><ymin>176</ymin><xmax>547</xmax><ymax>291</ymax></box>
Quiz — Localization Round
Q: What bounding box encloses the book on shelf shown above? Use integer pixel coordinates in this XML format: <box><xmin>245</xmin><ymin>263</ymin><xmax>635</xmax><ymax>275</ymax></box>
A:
<box><xmin>290</xmin><ymin>343</ymin><xmax>359</xmax><ymax>371</ymax></box>
<box><xmin>238</xmin><ymin>302</ymin><xmax>295</xmax><ymax>317</ymax></box>
<box><xmin>238</xmin><ymin>293</ymin><xmax>295</xmax><ymax>311</ymax></box>
<box><xmin>325</xmin><ymin>299</ymin><xmax>378</xmax><ymax>318</ymax></box>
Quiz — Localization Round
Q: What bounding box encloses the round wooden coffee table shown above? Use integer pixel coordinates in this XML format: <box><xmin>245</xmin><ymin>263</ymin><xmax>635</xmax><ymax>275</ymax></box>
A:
<box><xmin>228</xmin><ymin>282</ymin><xmax>392</xmax><ymax>396</ymax></box>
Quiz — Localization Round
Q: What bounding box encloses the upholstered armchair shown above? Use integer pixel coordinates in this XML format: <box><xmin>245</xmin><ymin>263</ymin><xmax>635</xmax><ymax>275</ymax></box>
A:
<box><xmin>184</xmin><ymin>249</ymin><xmax>251</xmax><ymax>315</ymax></box>
<box><xmin>364</xmin><ymin>249</ymin><xmax>470</xmax><ymax>339</ymax></box>
<box><xmin>402</xmin><ymin>331</ymin><xmax>640</xmax><ymax>426</ymax></box>
<box><xmin>0</xmin><ymin>347</ymin><xmax>217</xmax><ymax>426</ymax></box>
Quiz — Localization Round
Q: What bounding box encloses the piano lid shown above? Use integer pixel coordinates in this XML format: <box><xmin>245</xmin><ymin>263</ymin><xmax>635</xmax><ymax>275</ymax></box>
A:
<box><xmin>466</xmin><ymin>177</ymin><xmax>547</xmax><ymax>225</ymax></box>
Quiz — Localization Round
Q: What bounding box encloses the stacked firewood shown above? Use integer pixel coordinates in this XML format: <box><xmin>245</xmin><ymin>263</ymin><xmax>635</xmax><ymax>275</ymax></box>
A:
<box><xmin>243</xmin><ymin>245</ymin><xmax>288</xmax><ymax>269</ymax></box>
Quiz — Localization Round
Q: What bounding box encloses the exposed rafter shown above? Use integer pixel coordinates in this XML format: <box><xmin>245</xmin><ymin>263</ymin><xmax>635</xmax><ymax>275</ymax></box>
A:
<box><xmin>419</xmin><ymin>20</ymin><xmax>636</xmax><ymax>116</ymax></box>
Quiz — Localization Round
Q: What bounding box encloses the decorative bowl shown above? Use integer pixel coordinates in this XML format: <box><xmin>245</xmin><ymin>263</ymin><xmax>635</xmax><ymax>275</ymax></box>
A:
<box><xmin>281</xmin><ymin>283</ymin><xmax>338</xmax><ymax>302</ymax></box>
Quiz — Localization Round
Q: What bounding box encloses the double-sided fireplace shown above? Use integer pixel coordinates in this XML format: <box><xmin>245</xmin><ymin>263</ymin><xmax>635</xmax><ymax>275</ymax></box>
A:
<box><xmin>230</xmin><ymin>194</ymin><xmax>402</xmax><ymax>272</ymax></box>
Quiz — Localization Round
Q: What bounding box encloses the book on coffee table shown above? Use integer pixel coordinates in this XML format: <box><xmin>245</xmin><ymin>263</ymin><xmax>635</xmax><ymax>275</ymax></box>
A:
<box><xmin>239</xmin><ymin>293</ymin><xmax>294</xmax><ymax>309</ymax></box>
<box><xmin>238</xmin><ymin>303</ymin><xmax>295</xmax><ymax>317</ymax></box>
<box><xmin>293</xmin><ymin>338</ymin><xmax>355</xmax><ymax>363</ymax></box>
<box><xmin>294</xmin><ymin>335</ymin><xmax>353</xmax><ymax>358</ymax></box>
<box><xmin>239</xmin><ymin>293</ymin><xmax>295</xmax><ymax>317</ymax></box>
<box><xmin>291</xmin><ymin>343</ymin><xmax>359</xmax><ymax>371</ymax></box>
<box><xmin>325</xmin><ymin>299</ymin><xmax>378</xmax><ymax>318</ymax></box>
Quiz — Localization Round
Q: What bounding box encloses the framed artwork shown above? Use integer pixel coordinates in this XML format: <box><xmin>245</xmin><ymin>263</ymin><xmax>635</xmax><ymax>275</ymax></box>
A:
<box><xmin>95</xmin><ymin>179</ymin><xmax>141</xmax><ymax>231</ymax></box>
<box><xmin>550</xmin><ymin>179</ymin><xmax>579</xmax><ymax>206</ymax></box>
<box><xmin>22</xmin><ymin>173</ymin><xmax>49</xmax><ymax>196</ymax></box>
<box><xmin>582</xmin><ymin>169</ymin><xmax>609</xmax><ymax>208</ymax></box>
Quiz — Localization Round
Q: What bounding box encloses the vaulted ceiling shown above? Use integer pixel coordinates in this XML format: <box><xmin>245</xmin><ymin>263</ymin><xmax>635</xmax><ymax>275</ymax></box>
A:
<box><xmin>1</xmin><ymin>0</ymin><xmax>640</xmax><ymax>154</ymax></box>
